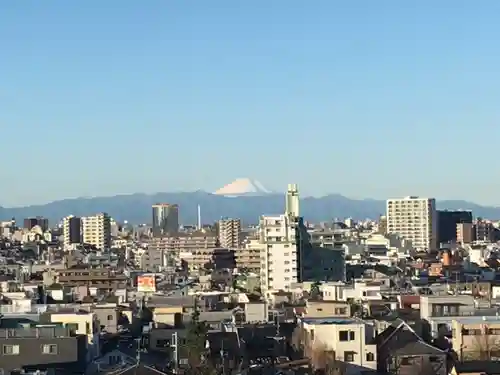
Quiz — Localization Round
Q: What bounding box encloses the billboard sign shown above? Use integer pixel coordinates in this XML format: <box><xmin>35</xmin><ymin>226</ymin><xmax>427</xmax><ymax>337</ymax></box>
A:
<box><xmin>137</xmin><ymin>275</ymin><xmax>156</xmax><ymax>293</ymax></box>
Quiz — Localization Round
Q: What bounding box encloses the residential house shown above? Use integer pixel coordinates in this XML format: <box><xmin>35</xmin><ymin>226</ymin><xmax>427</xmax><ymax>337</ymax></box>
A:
<box><xmin>420</xmin><ymin>295</ymin><xmax>500</xmax><ymax>339</ymax></box>
<box><xmin>452</xmin><ymin>317</ymin><xmax>500</xmax><ymax>361</ymax></box>
<box><xmin>376</xmin><ymin>321</ymin><xmax>447</xmax><ymax>375</ymax></box>
<box><xmin>41</xmin><ymin>309</ymin><xmax>101</xmax><ymax>361</ymax></box>
<box><xmin>299</xmin><ymin>317</ymin><xmax>377</xmax><ymax>375</ymax></box>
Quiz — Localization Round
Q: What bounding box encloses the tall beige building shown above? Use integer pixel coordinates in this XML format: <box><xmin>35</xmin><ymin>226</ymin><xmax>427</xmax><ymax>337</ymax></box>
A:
<box><xmin>386</xmin><ymin>196</ymin><xmax>437</xmax><ymax>251</ymax></box>
<box><xmin>82</xmin><ymin>213</ymin><xmax>111</xmax><ymax>250</ymax></box>
<box><xmin>218</xmin><ymin>218</ymin><xmax>241</xmax><ymax>248</ymax></box>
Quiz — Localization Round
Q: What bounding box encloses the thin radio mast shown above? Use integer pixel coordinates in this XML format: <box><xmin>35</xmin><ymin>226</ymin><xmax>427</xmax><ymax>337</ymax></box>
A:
<box><xmin>197</xmin><ymin>205</ymin><xmax>202</xmax><ymax>230</ymax></box>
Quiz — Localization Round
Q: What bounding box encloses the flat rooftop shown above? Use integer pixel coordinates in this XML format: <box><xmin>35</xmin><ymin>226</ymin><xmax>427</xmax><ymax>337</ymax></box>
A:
<box><xmin>301</xmin><ymin>317</ymin><xmax>360</xmax><ymax>325</ymax></box>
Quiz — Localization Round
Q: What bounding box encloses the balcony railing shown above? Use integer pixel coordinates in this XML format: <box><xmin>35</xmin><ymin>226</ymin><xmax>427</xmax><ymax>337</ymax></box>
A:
<box><xmin>431</xmin><ymin>308</ymin><xmax>500</xmax><ymax>318</ymax></box>
<box><xmin>0</xmin><ymin>327</ymin><xmax>73</xmax><ymax>338</ymax></box>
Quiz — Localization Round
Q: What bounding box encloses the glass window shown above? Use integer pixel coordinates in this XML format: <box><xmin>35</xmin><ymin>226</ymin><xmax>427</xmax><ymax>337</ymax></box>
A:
<box><xmin>42</xmin><ymin>344</ymin><xmax>58</xmax><ymax>355</ymax></box>
<box><xmin>2</xmin><ymin>345</ymin><xmax>20</xmax><ymax>355</ymax></box>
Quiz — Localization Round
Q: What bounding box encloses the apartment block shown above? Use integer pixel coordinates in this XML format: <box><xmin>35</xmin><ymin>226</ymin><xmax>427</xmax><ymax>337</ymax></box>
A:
<box><xmin>0</xmin><ymin>326</ymin><xmax>86</xmax><ymax>374</ymax></box>
<box><xmin>437</xmin><ymin>210</ymin><xmax>472</xmax><ymax>244</ymax></box>
<box><xmin>475</xmin><ymin>219</ymin><xmax>495</xmax><ymax>242</ymax></box>
<box><xmin>456</xmin><ymin>222</ymin><xmax>474</xmax><ymax>244</ymax></box>
<box><xmin>182</xmin><ymin>248</ymin><xmax>236</xmax><ymax>273</ymax></box>
<box><xmin>55</xmin><ymin>268</ymin><xmax>128</xmax><ymax>290</ymax></box>
<box><xmin>152</xmin><ymin>203</ymin><xmax>179</xmax><ymax>236</ymax></box>
<box><xmin>386</xmin><ymin>196</ymin><xmax>437</xmax><ymax>251</ymax></box>
<box><xmin>218</xmin><ymin>218</ymin><xmax>241</xmax><ymax>248</ymax></box>
<box><xmin>420</xmin><ymin>295</ymin><xmax>500</xmax><ymax>338</ymax></box>
<box><xmin>82</xmin><ymin>213</ymin><xmax>111</xmax><ymax>250</ymax></box>
<box><xmin>63</xmin><ymin>215</ymin><xmax>82</xmax><ymax>248</ymax></box>
<box><xmin>23</xmin><ymin>216</ymin><xmax>49</xmax><ymax>231</ymax></box>
<box><xmin>148</xmin><ymin>232</ymin><xmax>218</xmax><ymax>252</ymax></box>
<box><xmin>259</xmin><ymin>213</ymin><xmax>303</xmax><ymax>291</ymax></box>
<box><xmin>452</xmin><ymin>317</ymin><xmax>500</xmax><ymax>361</ymax></box>
<box><xmin>235</xmin><ymin>239</ymin><xmax>261</xmax><ymax>273</ymax></box>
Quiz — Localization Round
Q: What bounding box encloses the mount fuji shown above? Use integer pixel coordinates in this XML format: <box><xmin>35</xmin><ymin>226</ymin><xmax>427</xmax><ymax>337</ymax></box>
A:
<box><xmin>213</xmin><ymin>178</ymin><xmax>273</xmax><ymax>197</ymax></box>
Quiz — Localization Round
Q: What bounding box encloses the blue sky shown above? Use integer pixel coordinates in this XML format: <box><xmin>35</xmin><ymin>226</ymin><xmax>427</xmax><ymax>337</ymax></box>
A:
<box><xmin>1</xmin><ymin>1</ymin><xmax>500</xmax><ymax>206</ymax></box>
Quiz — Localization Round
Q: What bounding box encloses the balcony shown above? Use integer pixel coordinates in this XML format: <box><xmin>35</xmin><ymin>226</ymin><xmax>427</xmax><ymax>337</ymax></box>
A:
<box><xmin>431</xmin><ymin>307</ymin><xmax>500</xmax><ymax>318</ymax></box>
<box><xmin>0</xmin><ymin>326</ymin><xmax>73</xmax><ymax>338</ymax></box>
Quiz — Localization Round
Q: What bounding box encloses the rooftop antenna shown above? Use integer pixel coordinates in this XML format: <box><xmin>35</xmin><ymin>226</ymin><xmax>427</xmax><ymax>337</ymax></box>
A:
<box><xmin>197</xmin><ymin>204</ymin><xmax>202</xmax><ymax>230</ymax></box>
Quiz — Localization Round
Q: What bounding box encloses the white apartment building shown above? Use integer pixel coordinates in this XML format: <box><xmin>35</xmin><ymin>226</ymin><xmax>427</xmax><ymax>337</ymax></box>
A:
<box><xmin>82</xmin><ymin>213</ymin><xmax>111</xmax><ymax>250</ymax></box>
<box><xmin>301</xmin><ymin>317</ymin><xmax>377</xmax><ymax>374</ymax></box>
<box><xmin>259</xmin><ymin>184</ymin><xmax>303</xmax><ymax>292</ymax></box>
<box><xmin>386</xmin><ymin>196</ymin><xmax>437</xmax><ymax>251</ymax></box>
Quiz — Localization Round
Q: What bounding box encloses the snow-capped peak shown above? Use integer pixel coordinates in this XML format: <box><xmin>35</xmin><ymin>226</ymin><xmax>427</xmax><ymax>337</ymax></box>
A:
<box><xmin>213</xmin><ymin>178</ymin><xmax>272</xmax><ymax>196</ymax></box>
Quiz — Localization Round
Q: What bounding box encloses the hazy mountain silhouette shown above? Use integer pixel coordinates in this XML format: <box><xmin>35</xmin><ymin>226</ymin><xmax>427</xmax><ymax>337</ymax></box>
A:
<box><xmin>0</xmin><ymin>192</ymin><xmax>498</xmax><ymax>225</ymax></box>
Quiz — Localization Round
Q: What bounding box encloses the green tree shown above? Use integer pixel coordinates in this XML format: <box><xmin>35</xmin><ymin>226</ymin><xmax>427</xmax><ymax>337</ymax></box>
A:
<box><xmin>182</xmin><ymin>300</ymin><xmax>217</xmax><ymax>375</ymax></box>
<box><xmin>310</xmin><ymin>281</ymin><xmax>322</xmax><ymax>300</ymax></box>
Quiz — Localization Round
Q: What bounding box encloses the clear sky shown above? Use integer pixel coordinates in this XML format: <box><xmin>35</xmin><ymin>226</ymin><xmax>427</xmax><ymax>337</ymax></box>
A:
<box><xmin>1</xmin><ymin>1</ymin><xmax>499</xmax><ymax>207</ymax></box>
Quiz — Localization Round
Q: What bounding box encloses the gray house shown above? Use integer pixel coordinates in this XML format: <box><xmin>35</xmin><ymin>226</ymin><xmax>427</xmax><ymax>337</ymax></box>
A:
<box><xmin>376</xmin><ymin>321</ymin><xmax>447</xmax><ymax>375</ymax></box>
<box><xmin>0</xmin><ymin>326</ymin><xmax>87</xmax><ymax>374</ymax></box>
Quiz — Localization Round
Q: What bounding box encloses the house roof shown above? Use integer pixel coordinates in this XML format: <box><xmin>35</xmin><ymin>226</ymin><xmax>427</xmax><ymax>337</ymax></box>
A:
<box><xmin>454</xmin><ymin>360</ymin><xmax>500</xmax><ymax>374</ymax></box>
<box><xmin>114</xmin><ymin>363</ymin><xmax>168</xmax><ymax>375</ymax></box>
<box><xmin>393</xmin><ymin>340</ymin><xmax>445</xmax><ymax>356</ymax></box>
<box><xmin>373</xmin><ymin>325</ymin><xmax>397</xmax><ymax>346</ymax></box>
<box><xmin>376</xmin><ymin>320</ymin><xmax>445</xmax><ymax>357</ymax></box>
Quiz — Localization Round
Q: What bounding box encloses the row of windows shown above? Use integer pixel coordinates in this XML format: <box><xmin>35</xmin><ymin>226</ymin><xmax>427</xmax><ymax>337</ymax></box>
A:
<box><xmin>462</xmin><ymin>328</ymin><xmax>500</xmax><ymax>336</ymax></box>
<box><xmin>343</xmin><ymin>351</ymin><xmax>375</xmax><ymax>362</ymax></box>
<box><xmin>312</xmin><ymin>306</ymin><xmax>348</xmax><ymax>315</ymax></box>
<box><xmin>2</xmin><ymin>344</ymin><xmax>58</xmax><ymax>356</ymax></box>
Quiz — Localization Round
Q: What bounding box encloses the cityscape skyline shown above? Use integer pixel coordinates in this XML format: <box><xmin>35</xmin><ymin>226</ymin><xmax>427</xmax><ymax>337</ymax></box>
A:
<box><xmin>2</xmin><ymin>1</ymin><xmax>500</xmax><ymax>206</ymax></box>
<box><xmin>3</xmin><ymin>2</ymin><xmax>500</xmax><ymax>374</ymax></box>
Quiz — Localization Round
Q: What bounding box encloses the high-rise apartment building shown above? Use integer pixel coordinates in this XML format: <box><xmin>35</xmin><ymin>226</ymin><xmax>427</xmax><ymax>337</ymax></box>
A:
<box><xmin>437</xmin><ymin>210</ymin><xmax>473</xmax><ymax>244</ymax></box>
<box><xmin>82</xmin><ymin>213</ymin><xmax>111</xmax><ymax>250</ymax></box>
<box><xmin>475</xmin><ymin>219</ymin><xmax>495</xmax><ymax>242</ymax></box>
<box><xmin>386</xmin><ymin>196</ymin><xmax>437</xmax><ymax>251</ymax></box>
<box><xmin>24</xmin><ymin>217</ymin><xmax>49</xmax><ymax>232</ymax></box>
<box><xmin>217</xmin><ymin>218</ymin><xmax>241</xmax><ymax>248</ymax></box>
<box><xmin>456</xmin><ymin>223</ymin><xmax>474</xmax><ymax>244</ymax></box>
<box><xmin>259</xmin><ymin>184</ymin><xmax>305</xmax><ymax>292</ymax></box>
<box><xmin>152</xmin><ymin>203</ymin><xmax>179</xmax><ymax>236</ymax></box>
<box><xmin>63</xmin><ymin>216</ymin><xmax>82</xmax><ymax>248</ymax></box>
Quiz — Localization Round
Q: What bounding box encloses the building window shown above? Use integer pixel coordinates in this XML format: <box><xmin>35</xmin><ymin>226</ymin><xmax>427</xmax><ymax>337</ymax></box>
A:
<box><xmin>349</xmin><ymin>331</ymin><xmax>355</xmax><ymax>340</ymax></box>
<box><xmin>344</xmin><ymin>351</ymin><xmax>354</xmax><ymax>362</ymax></box>
<box><xmin>156</xmin><ymin>339</ymin><xmax>171</xmax><ymax>348</ymax></box>
<box><xmin>42</xmin><ymin>344</ymin><xmax>58</xmax><ymax>355</ymax></box>
<box><xmin>400</xmin><ymin>357</ymin><xmax>417</xmax><ymax>365</ymax></box>
<box><xmin>66</xmin><ymin>323</ymin><xmax>79</xmax><ymax>333</ymax></box>
<box><xmin>339</xmin><ymin>331</ymin><xmax>349</xmax><ymax>341</ymax></box>
<box><xmin>2</xmin><ymin>345</ymin><xmax>20</xmax><ymax>355</ymax></box>
<box><xmin>366</xmin><ymin>353</ymin><xmax>375</xmax><ymax>361</ymax></box>
<box><xmin>335</xmin><ymin>308</ymin><xmax>347</xmax><ymax>315</ymax></box>
<box><xmin>107</xmin><ymin>315</ymin><xmax>113</xmax><ymax>321</ymax></box>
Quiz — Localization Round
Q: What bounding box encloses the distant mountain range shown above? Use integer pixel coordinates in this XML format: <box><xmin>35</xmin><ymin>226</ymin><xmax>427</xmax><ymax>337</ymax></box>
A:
<box><xmin>1</xmin><ymin>191</ymin><xmax>499</xmax><ymax>225</ymax></box>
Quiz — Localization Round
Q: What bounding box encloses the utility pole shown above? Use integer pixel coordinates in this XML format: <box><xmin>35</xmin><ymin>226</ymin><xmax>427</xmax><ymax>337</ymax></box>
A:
<box><xmin>220</xmin><ymin>339</ymin><xmax>225</xmax><ymax>375</ymax></box>
<box><xmin>274</xmin><ymin>311</ymin><xmax>280</xmax><ymax>337</ymax></box>
<box><xmin>136</xmin><ymin>336</ymin><xmax>141</xmax><ymax>364</ymax></box>
<box><xmin>171</xmin><ymin>332</ymin><xmax>179</xmax><ymax>374</ymax></box>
